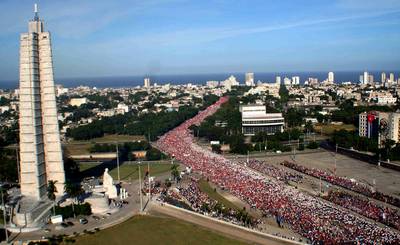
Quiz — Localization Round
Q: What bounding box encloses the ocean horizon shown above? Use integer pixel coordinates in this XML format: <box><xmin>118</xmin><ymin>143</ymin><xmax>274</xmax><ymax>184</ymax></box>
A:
<box><xmin>0</xmin><ymin>71</ymin><xmax>398</xmax><ymax>89</ymax></box>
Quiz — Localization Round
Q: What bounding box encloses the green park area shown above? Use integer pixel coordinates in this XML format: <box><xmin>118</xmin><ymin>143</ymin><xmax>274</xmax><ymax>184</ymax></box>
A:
<box><xmin>79</xmin><ymin>162</ymin><xmax>173</xmax><ymax>180</ymax></box>
<box><xmin>198</xmin><ymin>179</ymin><xmax>239</xmax><ymax>210</ymax></box>
<box><xmin>65</xmin><ymin>134</ymin><xmax>146</xmax><ymax>155</ymax></box>
<box><xmin>71</xmin><ymin>215</ymin><xmax>247</xmax><ymax>245</ymax></box>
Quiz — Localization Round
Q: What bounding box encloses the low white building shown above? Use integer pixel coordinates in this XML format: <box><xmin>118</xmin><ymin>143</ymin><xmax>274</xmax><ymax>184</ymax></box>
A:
<box><xmin>240</xmin><ymin>105</ymin><xmax>284</xmax><ymax>136</ymax></box>
<box><xmin>117</xmin><ymin>103</ymin><xmax>130</xmax><ymax>113</ymax></box>
<box><xmin>69</xmin><ymin>97</ymin><xmax>88</xmax><ymax>107</ymax></box>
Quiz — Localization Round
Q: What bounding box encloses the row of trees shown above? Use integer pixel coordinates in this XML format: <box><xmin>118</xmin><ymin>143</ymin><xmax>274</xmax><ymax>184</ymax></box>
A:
<box><xmin>66</xmin><ymin>105</ymin><xmax>199</xmax><ymax>141</ymax></box>
<box><xmin>89</xmin><ymin>142</ymin><xmax>165</xmax><ymax>161</ymax></box>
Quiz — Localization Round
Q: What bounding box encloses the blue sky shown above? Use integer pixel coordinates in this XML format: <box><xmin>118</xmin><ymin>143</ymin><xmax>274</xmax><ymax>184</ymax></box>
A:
<box><xmin>0</xmin><ymin>0</ymin><xmax>399</xmax><ymax>80</ymax></box>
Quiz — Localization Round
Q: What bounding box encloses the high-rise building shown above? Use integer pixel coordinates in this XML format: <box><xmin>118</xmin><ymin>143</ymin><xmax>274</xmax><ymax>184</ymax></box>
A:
<box><xmin>389</xmin><ymin>113</ymin><xmax>400</xmax><ymax>144</ymax></box>
<box><xmin>328</xmin><ymin>72</ymin><xmax>334</xmax><ymax>83</ymax></box>
<box><xmin>19</xmin><ymin>4</ymin><xmax>65</xmax><ymax>202</ymax></box>
<box><xmin>292</xmin><ymin>76</ymin><xmax>300</xmax><ymax>85</ymax></box>
<box><xmin>381</xmin><ymin>72</ymin><xmax>386</xmax><ymax>84</ymax></box>
<box><xmin>359</xmin><ymin>75</ymin><xmax>364</xmax><ymax>84</ymax></box>
<box><xmin>368</xmin><ymin>75</ymin><xmax>374</xmax><ymax>84</ymax></box>
<box><xmin>363</xmin><ymin>71</ymin><xmax>369</xmax><ymax>85</ymax></box>
<box><xmin>283</xmin><ymin>77</ymin><xmax>292</xmax><ymax>86</ymax></box>
<box><xmin>389</xmin><ymin>73</ymin><xmax>395</xmax><ymax>83</ymax></box>
<box><xmin>275</xmin><ymin>76</ymin><xmax>281</xmax><ymax>85</ymax></box>
<box><xmin>144</xmin><ymin>77</ymin><xmax>151</xmax><ymax>88</ymax></box>
<box><xmin>359</xmin><ymin>111</ymin><xmax>400</xmax><ymax>147</ymax></box>
<box><xmin>245</xmin><ymin>72</ymin><xmax>255</xmax><ymax>86</ymax></box>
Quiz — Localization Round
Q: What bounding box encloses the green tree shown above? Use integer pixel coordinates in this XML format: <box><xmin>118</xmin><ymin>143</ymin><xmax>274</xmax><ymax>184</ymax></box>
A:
<box><xmin>304</xmin><ymin>121</ymin><xmax>313</xmax><ymax>133</ymax></box>
<box><xmin>170</xmin><ymin>164</ymin><xmax>180</xmax><ymax>182</ymax></box>
<box><xmin>47</xmin><ymin>180</ymin><xmax>58</xmax><ymax>215</ymax></box>
<box><xmin>146</xmin><ymin>148</ymin><xmax>163</xmax><ymax>161</ymax></box>
<box><xmin>211</xmin><ymin>144</ymin><xmax>222</xmax><ymax>154</ymax></box>
<box><xmin>64</xmin><ymin>182</ymin><xmax>84</xmax><ymax>218</ymax></box>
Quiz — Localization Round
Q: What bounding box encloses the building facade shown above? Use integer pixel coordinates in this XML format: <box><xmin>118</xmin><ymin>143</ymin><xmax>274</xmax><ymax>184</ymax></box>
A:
<box><xmin>19</xmin><ymin>5</ymin><xmax>65</xmax><ymax>201</ymax></box>
<box><xmin>389</xmin><ymin>113</ymin><xmax>400</xmax><ymax>143</ymax></box>
<box><xmin>241</xmin><ymin>105</ymin><xmax>284</xmax><ymax>136</ymax></box>
<box><xmin>359</xmin><ymin>111</ymin><xmax>400</xmax><ymax>146</ymax></box>
<box><xmin>328</xmin><ymin>72</ymin><xmax>334</xmax><ymax>83</ymax></box>
<box><xmin>245</xmin><ymin>72</ymin><xmax>255</xmax><ymax>86</ymax></box>
<box><xmin>144</xmin><ymin>77</ymin><xmax>151</xmax><ymax>88</ymax></box>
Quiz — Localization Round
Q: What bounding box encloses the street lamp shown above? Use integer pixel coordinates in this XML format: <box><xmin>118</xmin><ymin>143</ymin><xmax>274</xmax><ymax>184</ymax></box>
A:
<box><xmin>115</xmin><ymin>142</ymin><xmax>120</xmax><ymax>182</ymax></box>
<box><xmin>334</xmin><ymin>144</ymin><xmax>338</xmax><ymax>175</ymax></box>
<box><xmin>1</xmin><ymin>187</ymin><xmax>8</xmax><ymax>243</ymax></box>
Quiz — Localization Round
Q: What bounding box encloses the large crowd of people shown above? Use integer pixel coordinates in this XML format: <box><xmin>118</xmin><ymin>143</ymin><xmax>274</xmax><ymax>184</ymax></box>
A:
<box><xmin>244</xmin><ymin>159</ymin><xmax>303</xmax><ymax>184</ymax></box>
<box><xmin>176</xmin><ymin>177</ymin><xmax>259</xmax><ymax>227</ymax></box>
<box><xmin>281</xmin><ymin>161</ymin><xmax>400</xmax><ymax>208</ymax></box>
<box><xmin>324</xmin><ymin>190</ymin><xmax>400</xmax><ymax>231</ymax></box>
<box><xmin>155</xmin><ymin>97</ymin><xmax>400</xmax><ymax>244</ymax></box>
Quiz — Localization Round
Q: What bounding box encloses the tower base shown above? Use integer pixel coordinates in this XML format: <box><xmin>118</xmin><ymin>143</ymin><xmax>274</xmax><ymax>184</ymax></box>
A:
<box><xmin>10</xmin><ymin>197</ymin><xmax>53</xmax><ymax>232</ymax></box>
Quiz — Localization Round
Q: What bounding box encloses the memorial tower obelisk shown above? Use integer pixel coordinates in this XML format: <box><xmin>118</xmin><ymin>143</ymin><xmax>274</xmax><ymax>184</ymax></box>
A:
<box><xmin>19</xmin><ymin>3</ymin><xmax>65</xmax><ymax>202</ymax></box>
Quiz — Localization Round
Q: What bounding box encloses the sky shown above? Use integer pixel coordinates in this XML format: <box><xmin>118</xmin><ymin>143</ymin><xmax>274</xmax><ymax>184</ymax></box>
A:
<box><xmin>0</xmin><ymin>0</ymin><xmax>399</xmax><ymax>81</ymax></box>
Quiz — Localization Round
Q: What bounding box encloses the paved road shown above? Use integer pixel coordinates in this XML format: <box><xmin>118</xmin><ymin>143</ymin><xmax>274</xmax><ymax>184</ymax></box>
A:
<box><xmin>8</xmin><ymin>180</ymin><xmax>143</xmax><ymax>242</ymax></box>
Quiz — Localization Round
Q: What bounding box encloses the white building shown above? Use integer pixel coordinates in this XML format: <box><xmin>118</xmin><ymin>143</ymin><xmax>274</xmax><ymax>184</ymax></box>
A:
<box><xmin>381</xmin><ymin>72</ymin><xmax>386</xmax><ymax>84</ymax></box>
<box><xmin>292</xmin><ymin>76</ymin><xmax>300</xmax><ymax>85</ymax></box>
<box><xmin>389</xmin><ymin>73</ymin><xmax>395</xmax><ymax>83</ymax></box>
<box><xmin>69</xmin><ymin>97</ymin><xmax>88</xmax><ymax>107</ymax></box>
<box><xmin>144</xmin><ymin>77</ymin><xmax>151</xmax><ymax>88</ymax></box>
<box><xmin>240</xmin><ymin>105</ymin><xmax>284</xmax><ymax>136</ymax></box>
<box><xmin>245</xmin><ymin>72</ymin><xmax>255</xmax><ymax>87</ymax></box>
<box><xmin>389</xmin><ymin>113</ymin><xmax>400</xmax><ymax>143</ymax></box>
<box><xmin>221</xmin><ymin>75</ymin><xmax>239</xmax><ymax>90</ymax></box>
<box><xmin>283</xmin><ymin>77</ymin><xmax>292</xmax><ymax>86</ymax></box>
<box><xmin>16</xmin><ymin>4</ymin><xmax>65</xmax><ymax>227</ymax></box>
<box><xmin>0</xmin><ymin>106</ymin><xmax>10</xmax><ymax>113</ymax></box>
<box><xmin>206</xmin><ymin>80</ymin><xmax>219</xmax><ymax>87</ymax></box>
<box><xmin>328</xmin><ymin>72</ymin><xmax>334</xmax><ymax>83</ymax></box>
<box><xmin>117</xmin><ymin>103</ymin><xmax>130</xmax><ymax>113</ymax></box>
<box><xmin>359</xmin><ymin>111</ymin><xmax>400</xmax><ymax>146</ymax></box>
<box><xmin>276</xmin><ymin>76</ymin><xmax>281</xmax><ymax>85</ymax></box>
<box><xmin>363</xmin><ymin>71</ymin><xmax>369</xmax><ymax>85</ymax></box>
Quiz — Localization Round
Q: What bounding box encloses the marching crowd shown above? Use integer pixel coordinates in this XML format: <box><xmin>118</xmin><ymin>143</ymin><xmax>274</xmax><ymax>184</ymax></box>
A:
<box><xmin>156</xmin><ymin>97</ymin><xmax>400</xmax><ymax>244</ymax></box>
<box><xmin>244</xmin><ymin>159</ymin><xmax>303</xmax><ymax>184</ymax></box>
<box><xmin>282</xmin><ymin>161</ymin><xmax>400</xmax><ymax>208</ymax></box>
<box><xmin>324</xmin><ymin>190</ymin><xmax>400</xmax><ymax>231</ymax></box>
<box><xmin>177</xmin><ymin>178</ymin><xmax>259</xmax><ymax>227</ymax></box>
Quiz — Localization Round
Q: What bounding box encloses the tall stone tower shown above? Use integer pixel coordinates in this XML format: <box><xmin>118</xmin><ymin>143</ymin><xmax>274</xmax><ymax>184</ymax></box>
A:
<box><xmin>19</xmin><ymin>4</ymin><xmax>65</xmax><ymax>201</ymax></box>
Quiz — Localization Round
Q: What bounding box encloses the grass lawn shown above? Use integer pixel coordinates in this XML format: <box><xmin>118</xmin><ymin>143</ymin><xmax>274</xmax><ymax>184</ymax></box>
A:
<box><xmin>79</xmin><ymin>162</ymin><xmax>173</xmax><ymax>180</ymax></box>
<box><xmin>198</xmin><ymin>179</ymin><xmax>239</xmax><ymax>210</ymax></box>
<box><xmin>64</xmin><ymin>143</ymin><xmax>92</xmax><ymax>155</ymax></box>
<box><xmin>314</xmin><ymin>123</ymin><xmax>356</xmax><ymax>135</ymax></box>
<box><xmin>71</xmin><ymin>215</ymin><xmax>248</xmax><ymax>245</ymax></box>
<box><xmin>65</xmin><ymin>134</ymin><xmax>146</xmax><ymax>155</ymax></box>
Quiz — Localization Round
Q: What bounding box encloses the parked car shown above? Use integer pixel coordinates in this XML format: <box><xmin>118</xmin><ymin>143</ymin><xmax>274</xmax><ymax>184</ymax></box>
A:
<box><xmin>79</xmin><ymin>218</ymin><xmax>88</xmax><ymax>224</ymax></box>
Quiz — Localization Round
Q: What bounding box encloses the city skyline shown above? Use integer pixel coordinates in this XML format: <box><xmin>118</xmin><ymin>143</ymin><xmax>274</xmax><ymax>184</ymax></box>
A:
<box><xmin>0</xmin><ymin>0</ymin><xmax>399</xmax><ymax>81</ymax></box>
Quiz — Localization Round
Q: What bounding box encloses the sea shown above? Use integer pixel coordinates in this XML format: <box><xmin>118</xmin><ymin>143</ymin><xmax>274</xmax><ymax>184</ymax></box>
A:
<box><xmin>0</xmin><ymin>71</ymin><xmax>398</xmax><ymax>89</ymax></box>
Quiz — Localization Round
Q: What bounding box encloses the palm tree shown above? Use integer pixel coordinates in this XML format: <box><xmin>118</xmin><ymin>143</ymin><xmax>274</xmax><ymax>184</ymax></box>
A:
<box><xmin>170</xmin><ymin>164</ymin><xmax>180</xmax><ymax>182</ymax></box>
<box><xmin>64</xmin><ymin>182</ymin><xmax>83</xmax><ymax>218</ymax></box>
<box><xmin>47</xmin><ymin>180</ymin><xmax>58</xmax><ymax>215</ymax></box>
